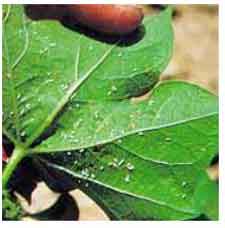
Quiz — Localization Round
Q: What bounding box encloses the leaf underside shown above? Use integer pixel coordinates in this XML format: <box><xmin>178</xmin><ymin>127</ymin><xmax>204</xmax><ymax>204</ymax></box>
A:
<box><xmin>3</xmin><ymin>5</ymin><xmax>218</xmax><ymax>220</ymax></box>
<box><xmin>3</xmin><ymin>5</ymin><xmax>173</xmax><ymax>146</ymax></box>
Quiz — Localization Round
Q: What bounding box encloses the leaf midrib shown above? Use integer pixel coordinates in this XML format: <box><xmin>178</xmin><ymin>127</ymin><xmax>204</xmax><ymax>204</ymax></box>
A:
<box><xmin>44</xmin><ymin>161</ymin><xmax>199</xmax><ymax>216</ymax></box>
<box><xmin>32</xmin><ymin>111</ymin><xmax>217</xmax><ymax>153</ymax></box>
<box><xmin>24</xmin><ymin>40</ymin><xmax>118</xmax><ymax>147</ymax></box>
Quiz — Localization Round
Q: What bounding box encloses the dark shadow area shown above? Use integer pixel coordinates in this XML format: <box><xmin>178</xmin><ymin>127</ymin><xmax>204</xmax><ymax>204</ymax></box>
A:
<box><xmin>30</xmin><ymin>193</ymin><xmax>79</xmax><ymax>220</ymax></box>
<box><xmin>33</xmin><ymin>156</ymin><xmax>80</xmax><ymax>193</ymax></box>
<box><xmin>2</xmin><ymin>135</ymin><xmax>15</xmax><ymax>157</ymax></box>
<box><xmin>5</xmin><ymin>157</ymin><xmax>41</xmax><ymax>203</ymax></box>
<box><xmin>24</xmin><ymin>5</ymin><xmax>145</xmax><ymax>46</ymax></box>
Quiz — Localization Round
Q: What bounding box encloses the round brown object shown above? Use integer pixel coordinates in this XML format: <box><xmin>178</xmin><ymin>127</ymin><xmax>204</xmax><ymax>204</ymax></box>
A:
<box><xmin>66</xmin><ymin>4</ymin><xmax>144</xmax><ymax>35</ymax></box>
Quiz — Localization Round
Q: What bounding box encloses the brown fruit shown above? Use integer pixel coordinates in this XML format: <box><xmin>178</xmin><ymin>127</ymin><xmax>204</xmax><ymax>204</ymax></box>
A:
<box><xmin>66</xmin><ymin>4</ymin><xmax>144</xmax><ymax>35</ymax></box>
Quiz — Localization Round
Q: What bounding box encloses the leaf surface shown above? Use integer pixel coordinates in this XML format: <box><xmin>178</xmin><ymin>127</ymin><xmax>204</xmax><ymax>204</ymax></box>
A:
<box><xmin>38</xmin><ymin>137</ymin><xmax>217</xmax><ymax>220</ymax></box>
<box><xmin>3</xmin><ymin>5</ymin><xmax>218</xmax><ymax>220</ymax></box>
<box><xmin>35</xmin><ymin>81</ymin><xmax>218</xmax><ymax>170</ymax></box>
<box><xmin>3</xmin><ymin>5</ymin><xmax>173</xmax><ymax>147</ymax></box>
<box><xmin>31</xmin><ymin>75</ymin><xmax>218</xmax><ymax>220</ymax></box>
<box><xmin>35</xmin><ymin>81</ymin><xmax>218</xmax><ymax>220</ymax></box>
<box><xmin>193</xmin><ymin>174</ymin><xmax>218</xmax><ymax>220</ymax></box>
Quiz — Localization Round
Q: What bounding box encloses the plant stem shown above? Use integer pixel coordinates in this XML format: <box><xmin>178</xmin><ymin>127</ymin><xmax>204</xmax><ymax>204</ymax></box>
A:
<box><xmin>2</xmin><ymin>145</ymin><xmax>27</xmax><ymax>189</ymax></box>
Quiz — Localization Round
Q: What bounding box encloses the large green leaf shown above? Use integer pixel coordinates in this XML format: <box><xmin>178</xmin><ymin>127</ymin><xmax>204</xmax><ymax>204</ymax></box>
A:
<box><xmin>35</xmin><ymin>81</ymin><xmax>218</xmax><ymax>220</ymax></box>
<box><xmin>3</xmin><ymin>5</ymin><xmax>173</xmax><ymax>147</ymax></box>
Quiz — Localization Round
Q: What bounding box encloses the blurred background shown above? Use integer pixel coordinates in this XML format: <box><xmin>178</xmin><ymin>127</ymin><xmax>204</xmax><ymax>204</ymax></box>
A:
<box><xmin>15</xmin><ymin>4</ymin><xmax>218</xmax><ymax>220</ymax></box>
<box><xmin>159</xmin><ymin>5</ymin><xmax>218</xmax><ymax>95</ymax></box>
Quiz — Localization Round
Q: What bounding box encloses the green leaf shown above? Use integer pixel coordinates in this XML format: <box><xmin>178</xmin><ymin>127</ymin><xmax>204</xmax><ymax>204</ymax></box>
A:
<box><xmin>35</xmin><ymin>78</ymin><xmax>217</xmax><ymax>220</ymax></box>
<box><xmin>38</xmin><ymin>139</ymin><xmax>217</xmax><ymax>220</ymax></box>
<box><xmin>193</xmin><ymin>174</ymin><xmax>218</xmax><ymax>220</ymax></box>
<box><xmin>35</xmin><ymin>81</ymin><xmax>218</xmax><ymax>220</ymax></box>
<box><xmin>3</xmin><ymin>5</ymin><xmax>173</xmax><ymax>147</ymax></box>
<box><xmin>2</xmin><ymin>190</ymin><xmax>23</xmax><ymax>220</ymax></box>
<box><xmin>3</xmin><ymin>5</ymin><xmax>218</xmax><ymax>221</ymax></box>
<box><xmin>35</xmin><ymin>81</ymin><xmax>218</xmax><ymax>168</ymax></box>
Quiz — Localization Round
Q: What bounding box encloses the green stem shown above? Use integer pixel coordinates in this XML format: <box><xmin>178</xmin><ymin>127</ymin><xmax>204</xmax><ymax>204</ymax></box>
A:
<box><xmin>2</xmin><ymin>145</ymin><xmax>27</xmax><ymax>189</ymax></box>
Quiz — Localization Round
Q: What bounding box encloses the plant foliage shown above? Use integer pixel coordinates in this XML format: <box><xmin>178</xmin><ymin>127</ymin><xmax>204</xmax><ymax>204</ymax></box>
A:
<box><xmin>2</xmin><ymin>5</ymin><xmax>218</xmax><ymax>220</ymax></box>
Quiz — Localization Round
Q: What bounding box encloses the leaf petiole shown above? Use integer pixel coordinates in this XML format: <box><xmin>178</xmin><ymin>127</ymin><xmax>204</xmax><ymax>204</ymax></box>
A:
<box><xmin>2</xmin><ymin>145</ymin><xmax>28</xmax><ymax>189</ymax></box>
